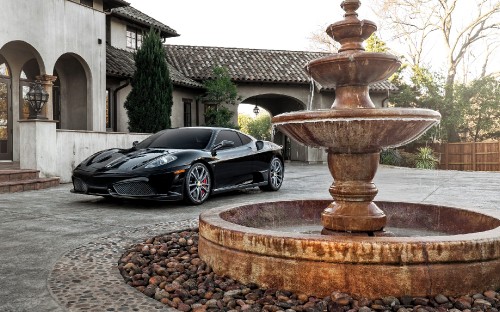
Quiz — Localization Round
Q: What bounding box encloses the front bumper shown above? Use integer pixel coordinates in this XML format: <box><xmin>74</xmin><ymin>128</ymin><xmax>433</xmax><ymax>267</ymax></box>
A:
<box><xmin>71</xmin><ymin>169</ymin><xmax>186</xmax><ymax>201</ymax></box>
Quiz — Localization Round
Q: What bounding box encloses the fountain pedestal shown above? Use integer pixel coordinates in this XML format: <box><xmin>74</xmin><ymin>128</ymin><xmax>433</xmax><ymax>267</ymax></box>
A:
<box><xmin>322</xmin><ymin>152</ymin><xmax>386</xmax><ymax>233</ymax></box>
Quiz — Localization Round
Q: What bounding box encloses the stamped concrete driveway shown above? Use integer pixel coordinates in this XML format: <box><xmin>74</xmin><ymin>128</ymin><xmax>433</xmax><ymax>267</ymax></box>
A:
<box><xmin>0</xmin><ymin>163</ymin><xmax>499</xmax><ymax>311</ymax></box>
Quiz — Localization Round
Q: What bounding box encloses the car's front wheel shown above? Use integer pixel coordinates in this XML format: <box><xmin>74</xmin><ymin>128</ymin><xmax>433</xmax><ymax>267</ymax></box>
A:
<box><xmin>260</xmin><ymin>157</ymin><xmax>284</xmax><ymax>191</ymax></box>
<box><xmin>184</xmin><ymin>162</ymin><xmax>211</xmax><ymax>205</ymax></box>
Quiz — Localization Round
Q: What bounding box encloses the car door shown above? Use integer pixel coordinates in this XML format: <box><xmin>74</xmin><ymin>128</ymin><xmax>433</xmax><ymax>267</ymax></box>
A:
<box><xmin>212</xmin><ymin>130</ymin><xmax>254</xmax><ymax>189</ymax></box>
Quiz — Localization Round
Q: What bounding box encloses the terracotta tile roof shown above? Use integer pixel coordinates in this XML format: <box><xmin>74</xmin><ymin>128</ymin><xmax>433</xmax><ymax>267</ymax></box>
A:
<box><xmin>106</xmin><ymin>45</ymin><xmax>203</xmax><ymax>89</ymax></box>
<box><xmin>367</xmin><ymin>80</ymin><xmax>399</xmax><ymax>92</ymax></box>
<box><xmin>165</xmin><ymin>45</ymin><xmax>397</xmax><ymax>92</ymax></box>
<box><xmin>106</xmin><ymin>45</ymin><xmax>135</xmax><ymax>78</ymax></box>
<box><xmin>165</xmin><ymin>45</ymin><xmax>324</xmax><ymax>84</ymax></box>
<box><xmin>110</xmin><ymin>6</ymin><xmax>179</xmax><ymax>38</ymax></box>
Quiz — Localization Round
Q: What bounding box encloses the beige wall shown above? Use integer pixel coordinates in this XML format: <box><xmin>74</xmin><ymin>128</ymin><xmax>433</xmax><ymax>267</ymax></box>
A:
<box><xmin>109</xmin><ymin>17</ymin><xmax>128</xmax><ymax>50</ymax></box>
<box><xmin>115</xmin><ymin>87</ymin><xmax>202</xmax><ymax>131</ymax></box>
<box><xmin>116</xmin><ymin>84</ymin><xmax>132</xmax><ymax>132</ymax></box>
<box><xmin>171</xmin><ymin>89</ymin><xmax>201</xmax><ymax>128</ymax></box>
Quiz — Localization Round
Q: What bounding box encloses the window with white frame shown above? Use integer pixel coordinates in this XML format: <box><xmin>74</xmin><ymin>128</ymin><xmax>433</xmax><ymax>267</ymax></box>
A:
<box><xmin>126</xmin><ymin>26</ymin><xmax>143</xmax><ymax>50</ymax></box>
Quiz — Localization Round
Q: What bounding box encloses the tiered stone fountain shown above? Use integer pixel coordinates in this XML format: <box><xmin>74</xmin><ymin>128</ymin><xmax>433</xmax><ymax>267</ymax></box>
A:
<box><xmin>199</xmin><ymin>0</ymin><xmax>500</xmax><ymax>298</ymax></box>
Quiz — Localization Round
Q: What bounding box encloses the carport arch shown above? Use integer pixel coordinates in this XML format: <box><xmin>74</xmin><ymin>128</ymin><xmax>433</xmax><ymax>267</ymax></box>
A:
<box><xmin>241</xmin><ymin>93</ymin><xmax>306</xmax><ymax>117</ymax></box>
<box><xmin>240</xmin><ymin>93</ymin><xmax>307</xmax><ymax>161</ymax></box>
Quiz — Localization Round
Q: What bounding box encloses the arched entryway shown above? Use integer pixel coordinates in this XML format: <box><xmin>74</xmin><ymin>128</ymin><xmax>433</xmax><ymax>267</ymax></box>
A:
<box><xmin>0</xmin><ymin>56</ymin><xmax>12</xmax><ymax>160</ymax></box>
<box><xmin>54</xmin><ymin>53</ymin><xmax>91</xmax><ymax>130</ymax></box>
<box><xmin>0</xmin><ymin>40</ymin><xmax>46</xmax><ymax>161</ymax></box>
<box><xmin>242</xmin><ymin>94</ymin><xmax>306</xmax><ymax>161</ymax></box>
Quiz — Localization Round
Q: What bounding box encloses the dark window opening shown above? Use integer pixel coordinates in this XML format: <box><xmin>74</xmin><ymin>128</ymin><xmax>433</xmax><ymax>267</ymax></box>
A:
<box><xmin>106</xmin><ymin>89</ymin><xmax>111</xmax><ymax>129</ymax></box>
<box><xmin>53</xmin><ymin>86</ymin><xmax>61</xmax><ymax>129</ymax></box>
<box><xmin>81</xmin><ymin>0</ymin><xmax>93</xmax><ymax>7</ymax></box>
<box><xmin>183</xmin><ymin>99</ymin><xmax>192</xmax><ymax>127</ymax></box>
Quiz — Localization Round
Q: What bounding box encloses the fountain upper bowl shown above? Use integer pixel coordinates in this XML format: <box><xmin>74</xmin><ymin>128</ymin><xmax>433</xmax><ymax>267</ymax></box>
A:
<box><xmin>272</xmin><ymin>108</ymin><xmax>441</xmax><ymax>153</ymax></box>
<box><xmin>306</xmin><ymin>52</ymin><xmax>401</xmax><ymax>88</ymax></box>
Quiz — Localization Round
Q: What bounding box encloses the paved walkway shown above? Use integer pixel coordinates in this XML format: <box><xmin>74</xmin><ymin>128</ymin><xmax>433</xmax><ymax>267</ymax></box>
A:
<box><xmin>1</xmin><ymin>163</ymin><xmax>499</xmax><ymax>311</ymax></box>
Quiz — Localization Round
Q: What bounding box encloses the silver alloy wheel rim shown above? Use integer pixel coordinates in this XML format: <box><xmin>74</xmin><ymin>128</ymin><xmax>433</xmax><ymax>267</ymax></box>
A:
<box><xmin>270</xmin><ymin>158</ymin><xmax>283</xmax><ymax>189</ymax></box>
<box><xmin>188</xmin><ymin>164</ymin><xmax>210</xmax><ymax>203</ymax></box>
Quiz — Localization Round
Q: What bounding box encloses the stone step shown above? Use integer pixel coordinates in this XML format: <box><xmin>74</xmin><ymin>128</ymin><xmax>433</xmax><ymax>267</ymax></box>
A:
<box><xmin>0</xmin><ymin>169</ymin><xmax>40</xmax><ymax>182</ymax></box>
<box><xmin>0</xmin><ymin>177</ymin><xmax>60</xmax><ymax>194</ymax></box>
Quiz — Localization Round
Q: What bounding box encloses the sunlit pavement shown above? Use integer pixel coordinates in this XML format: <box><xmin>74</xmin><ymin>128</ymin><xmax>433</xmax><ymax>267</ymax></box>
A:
<box><xmin>0</xmin><ymin>163</ymin><xmax>499</xmax><ymax>311</ymax></box>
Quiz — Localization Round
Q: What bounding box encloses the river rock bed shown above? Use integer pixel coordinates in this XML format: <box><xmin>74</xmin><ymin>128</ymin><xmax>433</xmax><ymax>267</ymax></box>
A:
<box><xmin>118</xmin><ymin>230</ymin><xmax>500</xmax><ymax>312</ymax></box>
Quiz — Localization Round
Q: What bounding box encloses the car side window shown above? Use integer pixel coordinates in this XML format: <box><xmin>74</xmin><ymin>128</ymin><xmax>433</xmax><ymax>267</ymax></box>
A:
<box><xmin>238</xmin><ymin>133</ymin><xmax>253</xmax><ymax>145</ymax></box>
<box><xmin>214</xmin><ymin>130</ymin><xmax>243</xmax><ymax>149</ymax></box>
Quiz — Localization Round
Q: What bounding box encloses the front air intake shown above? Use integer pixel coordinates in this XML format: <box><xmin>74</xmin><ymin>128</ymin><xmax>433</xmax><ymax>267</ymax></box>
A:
<box><xmin>113</xmin><ymin>181</ymin><xmax>155</xmax><ymax>196</ymax></box>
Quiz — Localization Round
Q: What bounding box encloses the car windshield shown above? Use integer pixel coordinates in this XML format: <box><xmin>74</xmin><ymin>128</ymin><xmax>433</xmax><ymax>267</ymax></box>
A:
<box><xmin>135</xmin><ymin>128</ymin><xmax>213</xmax><ymax>150</ymax></box>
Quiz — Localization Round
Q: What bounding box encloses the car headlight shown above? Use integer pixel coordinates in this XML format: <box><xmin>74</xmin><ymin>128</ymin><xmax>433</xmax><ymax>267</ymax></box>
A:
<box><xmin>145</xmin><ymin>154</ymin><xmax>177</xmax><ymax>168</ymax></box>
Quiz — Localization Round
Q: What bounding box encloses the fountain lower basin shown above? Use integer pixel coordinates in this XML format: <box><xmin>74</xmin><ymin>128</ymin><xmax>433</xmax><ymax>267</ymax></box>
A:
<box><xmin>199</xmin><ymin>200</ymin><xmax>500</xmax><ymax>298</ymax></box>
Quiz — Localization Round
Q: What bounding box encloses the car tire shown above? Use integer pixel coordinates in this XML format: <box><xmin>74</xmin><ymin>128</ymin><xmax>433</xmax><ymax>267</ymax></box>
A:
<box><xmin>184</xmin><ymin>162</ymin><xmax>212</xmax><ymax>205</ymax></box>
<box><xmin>260</xmin><ymin>157</ymin><xmax>284</xmax><ymax>192</ymax></box>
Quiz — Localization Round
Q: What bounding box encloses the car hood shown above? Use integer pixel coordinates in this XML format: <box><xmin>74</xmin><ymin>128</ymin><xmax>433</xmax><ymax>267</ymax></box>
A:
<box><xmin>78</xmin><ymin>148</ymin><xmax>180</xmax><ymax>172</ymax></box>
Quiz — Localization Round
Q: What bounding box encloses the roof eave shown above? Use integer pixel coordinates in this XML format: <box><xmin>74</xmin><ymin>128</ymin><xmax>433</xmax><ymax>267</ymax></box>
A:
<box><xmin>110</xmin><ymin>11</ymin><xmax>179</xmax><ymax>38</ymax></box>
<box><xmin>103</xmin><ymin>0</ymin><xmax>130</xmax><ymax>10</ymax></box>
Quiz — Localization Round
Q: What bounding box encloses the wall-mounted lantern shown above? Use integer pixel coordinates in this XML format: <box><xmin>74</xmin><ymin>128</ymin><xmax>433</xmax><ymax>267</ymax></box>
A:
<box><xmin>253</xmin><ymin>105</ymin><xmax>260</xmax><ymax>116</ymax></box>
<box><xmin>26</xmin><ymin>81</ymin><xmax>49</xmax><ymax>119</ymax></box>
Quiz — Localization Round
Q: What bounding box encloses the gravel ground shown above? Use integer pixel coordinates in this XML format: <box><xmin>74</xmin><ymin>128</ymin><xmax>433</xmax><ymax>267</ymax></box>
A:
<box><xmin>119</xmin><ymin>230</ymin><xmax>500</xmax><ymax>312</ymax></box>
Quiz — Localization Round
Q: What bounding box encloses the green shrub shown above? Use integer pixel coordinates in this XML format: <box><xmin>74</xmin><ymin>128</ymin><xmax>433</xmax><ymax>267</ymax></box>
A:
<box><xmin>414</xmin><ymin>147</ymin><xmax>439</xmax><ymax>169</ymax></box>
<box><xmin>380</xmin><ymin>149</ymin><xmax>403</xmax><ymax>166</ymax></box>
<box><xmin>125</xmin><ymin>29</ymin><xmax>172</xmax><ymax>132</ymax></box>
<box><xmin>204</xmin><ymin>106</ymin><xmax>238</xmax><ymax>129</ymax></box>
<box><xmin>246</xmin><ymin>115</ymin><xmax>272</xmax><ymax>141</ymax></box>
<box><xmin>201</xmin><ymin>66</ymin><xmax>242</xmax><ymax>128</ymax></box>
<box><xmin>399</xmin><ymin>150</ymin><xmax>417</xmax><ymax>168</ymax></box>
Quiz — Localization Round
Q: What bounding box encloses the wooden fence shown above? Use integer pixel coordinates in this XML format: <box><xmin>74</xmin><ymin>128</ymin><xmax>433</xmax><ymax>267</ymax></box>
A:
<box><xmin>428</xmin><ymin>141</ymin><xmax>500</xmax><ymax>172</ymax></box>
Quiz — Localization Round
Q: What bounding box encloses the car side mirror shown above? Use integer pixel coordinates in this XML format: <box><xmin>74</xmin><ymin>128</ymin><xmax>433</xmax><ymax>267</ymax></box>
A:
<box><xmin>256</xmin><ymin>140</ymin><xmax>264</xmax><ymax>151</ymax></box>
<box><xmin>132</xmin><ymin>141</ymin><xmax>139</xmax><ymax>147</ymax></box>
<box><xmin>211</xmin><ymin>140</ymin><xmax>234</xmax><ymax>156</ymax></box>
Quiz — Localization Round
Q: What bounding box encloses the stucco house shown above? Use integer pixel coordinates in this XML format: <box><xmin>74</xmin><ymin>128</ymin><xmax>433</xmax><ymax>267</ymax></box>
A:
<box><xmin>0</xmin><ymin>0</ymin><xmax>396</xmax><ymax>182</ymax></box>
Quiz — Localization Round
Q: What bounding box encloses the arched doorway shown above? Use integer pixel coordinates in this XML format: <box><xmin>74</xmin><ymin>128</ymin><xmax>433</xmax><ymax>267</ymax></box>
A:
<box><xmin>54</xmin><ymin>53</ymin><xmax>90</xmax><ymax>130</ymax></box>
<box><xmin>0</xmin><ymin>56</ymin><xmax>12</xmax><ymax>160</ymax></box>
<box><xmin>241</xmin><ymin>94</ymin><xmax>306</xmax><ymax>161</ymax></box>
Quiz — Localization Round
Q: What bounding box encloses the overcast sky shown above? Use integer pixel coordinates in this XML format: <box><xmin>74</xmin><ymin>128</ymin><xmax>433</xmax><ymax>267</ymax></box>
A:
<box><xmin>126</xmin><ymin>0</ymin><xmax>378</xmax><ymax>51</ymax></box>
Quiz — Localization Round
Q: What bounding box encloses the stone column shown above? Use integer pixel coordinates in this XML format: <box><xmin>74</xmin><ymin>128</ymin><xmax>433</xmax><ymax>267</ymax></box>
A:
<box><xmin>18</xmin><ymin>119</ymin><xmax>58</xmax><ymax>178</ymax></box>
<box><xmin>35</xmin><ymin>74</ymin><xmax>58</xmax><ymax>120</ymax></box>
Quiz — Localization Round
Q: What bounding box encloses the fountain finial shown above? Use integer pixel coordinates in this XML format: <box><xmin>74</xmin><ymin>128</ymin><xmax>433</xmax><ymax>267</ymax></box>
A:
<box><xmin>327</xmin><ymin>0</ymin><xmax>376</xmax><ymax>52</ymax></box>
<box><xmin>341</xmin><ymin>0</ymin><xmax>360</xmax><ymax>19</ymax></box>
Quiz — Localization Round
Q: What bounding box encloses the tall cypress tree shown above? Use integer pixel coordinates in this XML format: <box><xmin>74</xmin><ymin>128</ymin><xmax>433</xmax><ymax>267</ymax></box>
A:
<box><xmin>124</xmin><ymin>28</ymin><xmax>173</xmax><ymax>132</ymax></box>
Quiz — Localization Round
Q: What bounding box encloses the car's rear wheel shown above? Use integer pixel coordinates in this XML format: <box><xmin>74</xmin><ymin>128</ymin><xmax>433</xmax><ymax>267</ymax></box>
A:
<box><xmin>184</xmin><ymin>162</ymin><xmax>211</xmax><ymax>205</ymax></box>
<box><xmin>260</xmin><ymin>157</ymin><xmax>284</xmax><ymax>191</ymax></box>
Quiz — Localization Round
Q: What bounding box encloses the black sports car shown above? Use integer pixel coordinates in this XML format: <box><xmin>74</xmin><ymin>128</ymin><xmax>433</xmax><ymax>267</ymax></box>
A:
<box><xmin>71</xmin><ymin>127</ymin><xmax>284</xmax><ymax>204</ymax></box>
